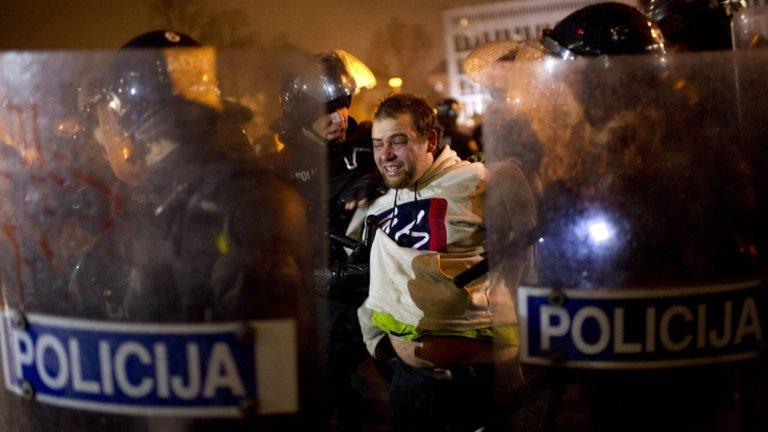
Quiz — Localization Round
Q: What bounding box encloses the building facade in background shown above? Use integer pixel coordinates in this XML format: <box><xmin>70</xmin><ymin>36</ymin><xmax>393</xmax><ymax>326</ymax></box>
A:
<box><xmin>441</xmin><ymin>0</ymin><xmax>634</xmax><ymax>123</ymax></box>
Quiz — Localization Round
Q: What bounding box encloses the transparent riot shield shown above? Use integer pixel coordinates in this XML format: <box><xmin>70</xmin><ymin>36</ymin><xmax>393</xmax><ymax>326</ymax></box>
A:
<box><xmin>483</xmin><ymin>50</ymin><xmax>767</xmax><ymax>431</ymax></box>
<box><xmin>0</xmin><ymin>47</ymin><xmax>326</xmax><ymax>431</ymax></box>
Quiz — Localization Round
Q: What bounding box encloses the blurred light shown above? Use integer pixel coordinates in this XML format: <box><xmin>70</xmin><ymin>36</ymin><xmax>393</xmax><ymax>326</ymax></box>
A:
<box><xmin>129</xmin><ymin>87</ymin><xmax>137</xmax><ymax>96</ymax></box>
<box><xmin>164</xmin><ymin>31</ymin><xmax>181</xmax><ymax>43</ymax></box>
<box><xmin>388</xmin><ymin>77</ymin><xmax>403</xmax><ymax>88</ymax></box>
<box><xmin>56</xmin><ymin>117</ymin><xmax>83</xmax><ymax>137</ymax></box>
<box><xmin>588</xmin><ymin>220</ymin><xmax>612</xmax><ymax>244</ymax></box>
<box><xmin>108</xmin><ymin>97</ymin><xmax>121</xmax><ymax>112</ymax></box>
<box><xmin>544</xmin><ymin>57</ymin><xmax>557</xmax><ymax>74</ymax></box>
<box><xmin>459</xmin><ymin>17</ymin><xmax>469</xmax><ymax>27</ymax></box>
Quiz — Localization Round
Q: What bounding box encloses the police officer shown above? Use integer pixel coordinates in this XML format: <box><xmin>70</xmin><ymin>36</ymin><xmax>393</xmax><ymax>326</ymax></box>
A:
<box><xmin>639</xmin><ymin>0</ymin><xmax>747</xmax><ymax>51</ymax></box>
<box><xmin>504</xmin><ymin>3</ymin><xmax>764</xmax><ymax>431</ymax></box>
<box><xmin>272</xmin><ymin>50</ymin><xmax>381</xmax><ymax>431</ymax></box>
<box><xmin>70</xmin><ymin>30</ymin><xmax>318</xmax><ymax>431</ymax></box>
<box><xmin>435</xmin><ymin>98</ymin><xmax>478</xmax><ymax>161</ymax></box>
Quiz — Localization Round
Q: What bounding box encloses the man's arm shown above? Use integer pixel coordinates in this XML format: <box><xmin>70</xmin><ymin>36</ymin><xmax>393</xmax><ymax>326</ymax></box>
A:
<box><xmin>454</xmin><ymin>160</ymin><xmax>537</xmax><ymax>288</ymax></box>
<box><xmin>485</xmin><ymin>158</ymin><xmax>538</xmax><ymax>333</ymax></box>
<box><xmin>485</xmin><ymin>158</ymin><xmax>537</xmax><ymax>259</ymax></box>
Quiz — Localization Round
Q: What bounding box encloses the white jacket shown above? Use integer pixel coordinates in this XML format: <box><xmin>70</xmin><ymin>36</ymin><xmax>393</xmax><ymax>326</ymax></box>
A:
<box><xmin>350</xmin><ymin>146</ymin><xmax>536</xmax><ymax>355</ymax></box>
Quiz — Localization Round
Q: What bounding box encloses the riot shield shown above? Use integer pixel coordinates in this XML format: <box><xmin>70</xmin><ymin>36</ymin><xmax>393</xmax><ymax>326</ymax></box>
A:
<box><xmin>483</xmin><ymin>50</ymin><xmax>767</xmax><ymax>430</ymax></box>
<box><xmin>0</xmin><ymin>47</ymin><xmax>326</xmax><ymax>431</ymax></box>
<box><xmin>733</xmin><ymin>6</ymin><xmax>768</xmax><ymax>272</ymax></box>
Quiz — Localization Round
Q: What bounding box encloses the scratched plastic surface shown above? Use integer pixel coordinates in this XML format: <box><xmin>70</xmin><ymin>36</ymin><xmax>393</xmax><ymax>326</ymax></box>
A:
<box><xmin>482</xmin><ymin>48</ymin><xmax>768</xmax><ymax>430</ymax></box>
<box><xmin>0</xmin><ymin>49</ymin><xmax>326</xmax><ymax>431</ymax></box>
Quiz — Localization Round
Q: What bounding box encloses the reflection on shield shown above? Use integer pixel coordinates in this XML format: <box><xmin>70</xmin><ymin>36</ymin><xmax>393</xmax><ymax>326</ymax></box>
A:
<box><xmin>0</xmin><ymin>47</ymin><xmax>325</xmax><ymax>431</ymax></box>
<box><xmin>483</xmin><ymin>51</ymin><xmax>767</xmax><ymax>430</ymax></box>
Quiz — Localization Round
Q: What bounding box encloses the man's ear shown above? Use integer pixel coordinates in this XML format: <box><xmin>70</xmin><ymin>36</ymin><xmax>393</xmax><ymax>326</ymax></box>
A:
<box><xmin>426</xmin><ymin>128</ymin><xmax>438</xmax><ymax>153</ymax></box>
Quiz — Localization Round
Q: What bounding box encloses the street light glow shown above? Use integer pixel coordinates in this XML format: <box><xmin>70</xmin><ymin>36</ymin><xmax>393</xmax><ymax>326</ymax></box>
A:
<box><xmin>388</xmin><ymin>77</ymin><xmax>403</xmax><ymax>88</ymax></box>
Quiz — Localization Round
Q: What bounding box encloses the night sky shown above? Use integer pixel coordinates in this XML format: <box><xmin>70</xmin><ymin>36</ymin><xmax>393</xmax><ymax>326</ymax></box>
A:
<box><xmin>0</xmin><ymin>0</ymin><xmax>498</xmax><ymax>117</ymax></box>
<box><xmin>0</xmin><ymin>0</ymin><xmax>491</xmax><ymax>54</ymax></box>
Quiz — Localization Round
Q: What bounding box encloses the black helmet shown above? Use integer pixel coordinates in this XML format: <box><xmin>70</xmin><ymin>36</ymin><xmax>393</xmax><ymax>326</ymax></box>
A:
<box><xmin>280</xmin><ymin>50</ymin><xmax>357</xmax><ymax>122</ymax></box>
<box><xmin>435</xmin><ymin>98</ymin><xmax>460</xmax><ymax>127</ymax></box>
<box><xmin>640</xmin><ymin>0</ymin><xmax>746</xmax><ymax>51</ymax></box>
<box><xmin>119</xmin><ymin>29</ymin><xmax>201</xmax><ymax>50</ymax></box>
<box><xmin>541</xmin><ymin>2</ymin><xmax>666</xmax><ymax>59</ymax></box>
<box><xmin>97</xmin><ymin>30</ymin><xmax>222</xmax><ymax>154</ymax></box>
<box><xmin>319</xmin><ymin>51</ymin><xmax>357</xmax><ymax>112</ymax></box>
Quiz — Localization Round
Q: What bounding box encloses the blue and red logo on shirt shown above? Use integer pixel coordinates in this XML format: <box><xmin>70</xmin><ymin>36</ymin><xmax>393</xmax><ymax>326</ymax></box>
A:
<box><xmin>375</xmin><ymin>198</ymin><xmax>448</xmax><ymax>252</ymax></box>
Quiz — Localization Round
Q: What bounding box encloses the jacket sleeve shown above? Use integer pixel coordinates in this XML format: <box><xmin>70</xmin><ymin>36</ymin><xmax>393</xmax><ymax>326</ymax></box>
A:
<box><xmin>484</xmin><ymin>158</ymin><xmax>537</xmax><ymax>257</ymax></box>
<box><xmin>357</xmin><ymin>304</ymin><xmax>388</xmax><ymax>358</ymax></box>
<box><xmin>484</xmin><ymin>159</ymin><xmax>538</xmax><ymax>331</ymax></box>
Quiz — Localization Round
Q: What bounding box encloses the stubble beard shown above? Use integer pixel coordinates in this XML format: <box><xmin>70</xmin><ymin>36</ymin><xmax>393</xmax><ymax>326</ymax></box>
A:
<box><xmin>380</xmin><ymin>165</ymin><xmax>413</xmax><ymax>189</ymax></box>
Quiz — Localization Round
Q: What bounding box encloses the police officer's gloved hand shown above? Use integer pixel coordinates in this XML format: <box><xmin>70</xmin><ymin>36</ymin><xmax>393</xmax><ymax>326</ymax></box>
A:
<box><xmin>314</xmin><ymin>260</ymin><xmax>369</xmax><ymax>305</ymax></box>
<box><xmin>347</xmin><ymin>240</ymin><xmax>370</xmax><ymax>265</ymax></box>
<box><xmin>341</xmin><ymin>172</ymin><xmax>386</xmax><ymax>210</ymax></box>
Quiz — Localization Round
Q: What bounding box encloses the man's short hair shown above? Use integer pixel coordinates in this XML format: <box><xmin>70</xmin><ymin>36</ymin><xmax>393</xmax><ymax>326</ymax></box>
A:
<box><xmin>373</xmin><ymin>93</ymin><xmax>439</xmax><ymax>138</ymax></box>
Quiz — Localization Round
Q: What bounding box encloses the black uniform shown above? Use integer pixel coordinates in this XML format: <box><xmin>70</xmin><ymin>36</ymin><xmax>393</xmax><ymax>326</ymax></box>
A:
<box><xmin>274</xmin><ymin>115</ymin><xmax>378</xmax><ymax>290</ymax></box>
<box><xmin>273</xmin><ymin>113</ymin><xmax>379</xmax><ymax>430</ymax></box>
<box><xmin>71</xmin><ymin>143</ymin><xmax>309</xmax><ymax>321</ymax></box>
<box><xmin>69</xmin><ymin>140</ymin><xmax>317</xmax><ymax>432</ymax></box>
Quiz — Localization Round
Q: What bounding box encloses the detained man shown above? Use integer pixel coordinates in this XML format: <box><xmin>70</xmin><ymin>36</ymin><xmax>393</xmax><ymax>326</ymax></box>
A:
<box><xmin>349</xmin><ymin>93</ymin><xmax>535</xmax><ymax>431</ymax></box>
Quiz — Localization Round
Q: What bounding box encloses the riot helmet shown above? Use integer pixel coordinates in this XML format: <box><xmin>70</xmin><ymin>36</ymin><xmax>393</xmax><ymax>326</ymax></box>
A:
<box><xmin>541</xmin><ymin>2</ymin><xmax>666</xmax><ymax>59</ymax></box>
<box><xmin>540</xmin><ymin>3</ymin><xmax>667</xmax><ymax>128</ymax></box>
<box><xmin>640</xmin><ymin>0</ymin><xmax>746</xmax><ymax>51</ymax></box>
<box><xmin>319</xmin><ymin>50</ymin><xmax>356</xmax><ymax>112</ymax></box>
<box><xmin>280</xmin><ymin>49</ymin><xmax>374</xmax><ymax>123</ymax></box>
<box><xmin>463</xmin><ymin>40</ymin><xmax>529</xmax><ymax>84</ymax></box>
<box><xmin>92</xmin><ymin>30</ymin><xmax>223</xmax><ymax>182</ymax></box>
<box><xmin>119</xmin><ymin>29</ymin><xmax>201</xmax><ymax>49</ymax></box>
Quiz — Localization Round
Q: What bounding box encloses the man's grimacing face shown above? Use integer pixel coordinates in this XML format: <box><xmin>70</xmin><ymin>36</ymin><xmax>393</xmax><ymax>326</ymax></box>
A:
<box><xmin>372</xmin><ymin>113</ymin><xmax>436</xmax><ymax>189</ymax></box>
